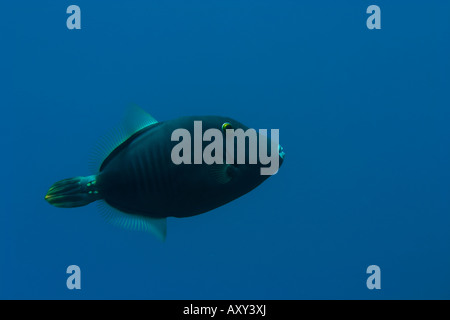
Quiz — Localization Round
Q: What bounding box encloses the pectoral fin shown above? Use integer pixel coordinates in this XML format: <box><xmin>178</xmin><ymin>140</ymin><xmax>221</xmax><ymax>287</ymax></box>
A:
<box><xmin>207</xmin><ymin>164</ymin><xmax>235</xmax><ymax>184</ymax></box>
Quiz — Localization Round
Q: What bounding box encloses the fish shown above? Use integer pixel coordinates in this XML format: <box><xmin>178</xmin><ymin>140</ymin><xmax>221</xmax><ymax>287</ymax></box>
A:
<box><xmin>45</xmin><ymin>105</ymin><xmax>285</xmax><ymax>240</ymax></box>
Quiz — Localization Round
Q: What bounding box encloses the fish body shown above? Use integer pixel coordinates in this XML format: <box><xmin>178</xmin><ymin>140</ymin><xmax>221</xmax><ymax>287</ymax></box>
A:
<box><xmin>45</xmin><ymin>107</ymin><xmax>284</xmax><ymax>239</ymax></box>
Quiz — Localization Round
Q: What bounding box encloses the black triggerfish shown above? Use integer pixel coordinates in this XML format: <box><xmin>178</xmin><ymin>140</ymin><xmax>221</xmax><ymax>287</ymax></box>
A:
<box><xmin>45</xmin><ymin>105</ymin><xmax>285</xmax><ymax>240</ymax></box>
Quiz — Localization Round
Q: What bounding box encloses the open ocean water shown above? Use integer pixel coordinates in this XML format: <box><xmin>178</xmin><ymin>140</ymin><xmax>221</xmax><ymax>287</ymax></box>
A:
<box><xmin>3</xmin><ymin>1</ymin><xmax>450</xmax><ymax>299</ymax></box>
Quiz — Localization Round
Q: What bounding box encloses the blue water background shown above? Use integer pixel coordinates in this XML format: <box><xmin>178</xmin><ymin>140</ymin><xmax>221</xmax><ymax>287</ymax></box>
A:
<box><xmin>3</xmin><ymin>1</ymin><xmax>450</xmax><ymax>299</ymax></box>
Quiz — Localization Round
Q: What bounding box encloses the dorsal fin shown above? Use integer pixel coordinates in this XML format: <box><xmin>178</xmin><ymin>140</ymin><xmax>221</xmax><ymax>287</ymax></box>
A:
<box><xmin>88</xmin><ymin>104</ymin><xmax>159</xmax><ymax>173</ymax></box>
<box><xmin>123</xmin><ymin>103</ymin><xmax>159</xmax><ymax>137</ymax></box>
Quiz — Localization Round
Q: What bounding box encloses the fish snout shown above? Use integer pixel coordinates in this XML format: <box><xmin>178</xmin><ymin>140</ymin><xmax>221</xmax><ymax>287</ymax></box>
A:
<box><xmin>278</xmin><ymin>145</ymin><xmax>285</xmax><ymax>166</ymax></box>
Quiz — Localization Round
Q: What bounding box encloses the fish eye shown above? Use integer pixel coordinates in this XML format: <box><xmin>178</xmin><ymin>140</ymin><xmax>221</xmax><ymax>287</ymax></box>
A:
<box><xmin>221</xmin><ymin>122</ymin><xmax>233</xmax><ymax>133</ymax></box>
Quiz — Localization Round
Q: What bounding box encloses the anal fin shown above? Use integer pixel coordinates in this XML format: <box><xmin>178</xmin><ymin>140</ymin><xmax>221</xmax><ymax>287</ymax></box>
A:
<box><xmin>97</xmin><ymin>201</ymin><xmax>167</xmax><ymax>241</ymax></box>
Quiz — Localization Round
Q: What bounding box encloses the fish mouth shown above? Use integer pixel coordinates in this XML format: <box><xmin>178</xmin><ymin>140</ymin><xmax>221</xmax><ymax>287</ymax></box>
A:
<box><xmin>278</xmin><ymin>145</ymin><xmax>285</xmax><ymax>166</ymax></box>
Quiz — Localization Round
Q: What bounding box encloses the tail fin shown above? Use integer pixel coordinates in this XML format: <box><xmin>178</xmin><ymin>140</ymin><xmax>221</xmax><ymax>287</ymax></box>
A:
<box><xmin>45</xmin><ymin>175</ymin><xmax>101</xmax><ymax>208</ymax></box>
